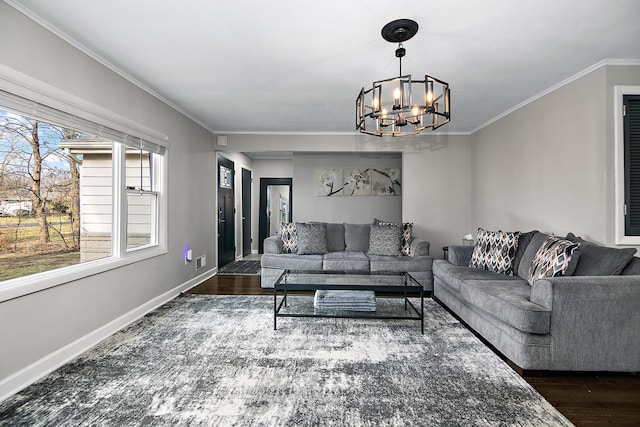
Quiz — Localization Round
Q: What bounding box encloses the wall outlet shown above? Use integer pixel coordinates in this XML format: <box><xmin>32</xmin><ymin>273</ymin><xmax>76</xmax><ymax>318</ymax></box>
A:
<box><xmin>196</xmin><ymin>255</ymin><xmax>206</xmax><ymax>270</ymax></box>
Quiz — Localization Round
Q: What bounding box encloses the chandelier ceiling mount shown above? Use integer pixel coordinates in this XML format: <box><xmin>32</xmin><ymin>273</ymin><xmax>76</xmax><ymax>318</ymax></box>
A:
<box><xmin>356</xmin><ymin>19</ymin><xmax>451</xmax><ymax>137</ymax></box>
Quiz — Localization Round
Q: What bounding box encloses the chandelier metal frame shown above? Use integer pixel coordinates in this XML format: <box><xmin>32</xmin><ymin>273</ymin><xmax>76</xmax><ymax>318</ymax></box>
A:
<box><xmin>356</xmin><ymin>19</ymin><xmax>451</xmax><ymax>137</ymax></box>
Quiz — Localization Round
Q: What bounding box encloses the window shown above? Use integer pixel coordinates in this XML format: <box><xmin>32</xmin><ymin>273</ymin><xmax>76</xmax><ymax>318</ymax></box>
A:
<box><xmin>614</xmin><ymin>86</ymin><xmax>640</xmax><ymax>244</ymax></box>
<box><xmin>0</xmin><ymin>88</ymin><xmax>167</xmax><ymax>299</ymax></box>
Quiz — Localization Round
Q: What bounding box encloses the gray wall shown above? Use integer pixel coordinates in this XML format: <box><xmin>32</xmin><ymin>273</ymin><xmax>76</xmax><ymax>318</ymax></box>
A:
<box><xmin>224</xmin><ymin>133</ymin><xmax>472</xmax><ymax>256</ymax></box>
<box><xmin>0</xmin><ymin>3</ymin><xmax>217</xmax><ymax>388</ymax></box>
<box><xmin>471</xmin><ymin>64</ymin><xmax>640</xmax><ymax>249</ymax></box>
<box><xmin>292</xmin><ymin>152</ymin><xmax>402</xmax><ymax>224</ymax></box>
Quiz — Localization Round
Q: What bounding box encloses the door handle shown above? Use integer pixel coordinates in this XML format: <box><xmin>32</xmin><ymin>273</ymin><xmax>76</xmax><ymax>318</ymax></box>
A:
<box><xmin>218</xmin><ymin>219</ymin><xmax>226</xmax><ymax>223</ymax></box>
<box><xmin>242</xmin><ymin>217</ymin><xmax>246</xmax><ymax>220</ymax></box>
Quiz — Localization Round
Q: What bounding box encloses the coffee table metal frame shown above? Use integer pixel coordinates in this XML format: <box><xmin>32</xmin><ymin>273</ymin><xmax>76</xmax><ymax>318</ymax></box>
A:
<box><xmin>273</xmin><ymin>270</ymin><xmax>424</xmax><ymax>333</ymax></box>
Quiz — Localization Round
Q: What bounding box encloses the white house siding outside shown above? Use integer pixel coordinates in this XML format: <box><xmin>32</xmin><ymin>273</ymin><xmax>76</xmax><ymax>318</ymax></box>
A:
<box><xmin>60</xmin><ymin>139</ymin><xmax>154</xmax><ymax>262</ymax></box>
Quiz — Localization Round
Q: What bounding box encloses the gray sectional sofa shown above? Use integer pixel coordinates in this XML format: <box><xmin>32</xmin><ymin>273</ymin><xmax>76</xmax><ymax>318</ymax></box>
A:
<box><xmin>261</xmin><ymin>222</ymin><xmax>434</xmax><ymax>290</ymax></box>
<box><xmin>433</xmin><ymin>230</ymin><xmax>640</xmax><ymax>371</ymax></box>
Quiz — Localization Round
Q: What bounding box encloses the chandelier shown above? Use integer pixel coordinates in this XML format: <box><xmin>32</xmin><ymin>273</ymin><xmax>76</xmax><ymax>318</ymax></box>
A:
<box><xmin>356</xmin><ymin>19</ymin><xmax>451</xmax><ymax>137</ymax></box>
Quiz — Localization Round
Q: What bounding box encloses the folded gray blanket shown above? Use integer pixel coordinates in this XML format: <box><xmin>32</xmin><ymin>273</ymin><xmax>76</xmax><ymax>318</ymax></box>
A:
<box><xmin>314</xmin><ymin>290</ymin><xmax>376</xmax><ymax>312</ymax></box>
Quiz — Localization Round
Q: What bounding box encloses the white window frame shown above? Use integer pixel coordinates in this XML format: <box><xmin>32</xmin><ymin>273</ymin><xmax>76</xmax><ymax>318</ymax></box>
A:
<box><xmin>0</xmin><ymin>74</ymin><xmax>169</xmax><ymax>303</ymax></box>
<box><xmin>614</xmin><ymin>85</ymin><xmax>640</xmax><ymax>245</ymax></box>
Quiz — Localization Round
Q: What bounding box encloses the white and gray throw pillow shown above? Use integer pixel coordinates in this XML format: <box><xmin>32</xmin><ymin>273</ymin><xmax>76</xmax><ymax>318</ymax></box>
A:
<box><xmin>527</xmin><ymin>235</ymin><xmax>581</xmax><ymax>285</ymax></box>
<box><xmin>295</xmin><ymin>222</ymin><xmax>328</xmax><ymax>255</ymax></box>
<box><xmin>368</xmin><ymin>224</ymin><xmax>402</xmax><ymax>256</ymax></box>
<box><xmin>469</xmin><ymin>228</ymin><xmax>520</xmax><ymax>275</ymax></box>
<box><xmin>375</xmin><ymin>219</ymin><xmax>413</xmax><ymax>256</ymax></box>
<box><xmin>280</xmin><ymin>223</ymin><xmax>297</xmax><ymax>254</ymax></box>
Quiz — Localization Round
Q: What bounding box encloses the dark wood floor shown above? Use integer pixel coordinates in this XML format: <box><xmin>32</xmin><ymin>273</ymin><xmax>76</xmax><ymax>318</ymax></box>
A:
<box><xmin>188</xmin><ymin>275</ymin><xmax>640</xmax><ymax>426</ymax></box>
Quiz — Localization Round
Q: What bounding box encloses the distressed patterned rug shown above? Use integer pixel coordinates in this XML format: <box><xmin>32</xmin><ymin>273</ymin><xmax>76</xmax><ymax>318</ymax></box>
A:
<box><xmin>217</xmin><ymin>260</ymin><xmax>261</xmax><ymax>275</ymax></box>
<box><xmin>0</xmin><ymin>295</ymin><xmax>572</xmax><ymax>426</ymax></box>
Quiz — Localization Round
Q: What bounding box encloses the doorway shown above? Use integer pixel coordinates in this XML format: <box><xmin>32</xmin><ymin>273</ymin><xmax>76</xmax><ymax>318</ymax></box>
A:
<box><xmin>217</xmin><ymin>156</ymin><xmax>235</xmax><ymax>268</ymax></box>
<box><xmin>258</xmin><ymin>178</ymin><xmax>293</xmax><ymax>253</ymax></box>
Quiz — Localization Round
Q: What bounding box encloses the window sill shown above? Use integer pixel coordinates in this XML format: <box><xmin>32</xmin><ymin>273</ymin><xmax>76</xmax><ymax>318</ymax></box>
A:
<box><xmin>0</xmin><ymin>246</ymin><xmax>167</xmax><ymax>303</ymax></box>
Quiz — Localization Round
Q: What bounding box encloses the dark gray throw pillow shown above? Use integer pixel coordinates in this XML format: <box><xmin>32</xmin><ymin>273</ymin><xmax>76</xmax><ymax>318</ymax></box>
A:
<box><xmin>295</xmin><ymin>222</ymin><xmax>328</xmax><ymax>255</ymax></box>
<box><xmin>565</xmin><ymin>233</ymin><xmax>637</xmax><ymax>276</ymax></box>
<box><xmin>368</xmin><ymin>224</ymin><xmax>402</xmax><ymax>256</ymax></box>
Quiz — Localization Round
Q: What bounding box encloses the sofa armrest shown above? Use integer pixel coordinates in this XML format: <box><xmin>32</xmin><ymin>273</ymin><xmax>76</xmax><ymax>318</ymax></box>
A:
<box><xmin>263</xmin><ymin>235</ymin><xmax>283</xmax><ymax>254</ymax></box>
<box><xmin>410</xmin><ymin>238</ymin><xmax>430</xmax><ymax>257</ymax></box>
<box><xmin>447</xmin><ymin>245</ymin><xmax>473</xmax><ymax>266</ymax></box>
<box><xmin>530</xmin><ymin>276</ymin><xmax>640</xmax><ymax>370</ymax></box>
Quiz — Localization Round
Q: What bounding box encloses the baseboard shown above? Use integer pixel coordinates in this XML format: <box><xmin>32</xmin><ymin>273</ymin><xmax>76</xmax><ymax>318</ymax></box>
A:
<box><xmin>0</xmin><ymin>268</ymin><xmax>216</xmax><ymax>403</ymax></box>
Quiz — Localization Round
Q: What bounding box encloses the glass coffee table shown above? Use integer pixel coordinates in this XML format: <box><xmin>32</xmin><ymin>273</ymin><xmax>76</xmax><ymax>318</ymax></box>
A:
<box><xmin>273</xmin><ymin>270</ymin><xmax>424</xmax><ymax>333</ymax></box>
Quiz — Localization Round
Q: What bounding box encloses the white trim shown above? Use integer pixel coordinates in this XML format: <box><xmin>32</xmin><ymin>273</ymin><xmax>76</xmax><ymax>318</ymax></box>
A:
<box><xmin>0</xmin><ymin>267</ymin><xmax>217</xmax><ymax>403</ymax></box>
<box><xmin>0</xmin><ymin>83</ymin><xmax>170</xmax><ymax>303</ymax></box>
<box><xmin>0</xmin><ymin>65</ymin><xmax>169</xmax><ymax>147</ymax></box>
<box><xmin>3</xmin><ymin>0</ymin><xmax>212</xmax><ymax>136</ymax></box>
<box><xmin>614</xmin><ymin>85</ymin><xmax>640</xmax><ymax>245</ymax></box>
<box><xmin>470</xmin><ymin>59</ymin><xmax>640</xmax><ymax>134</ymax></box>
<box><xmin>215</xmin><ymin>130</ymin><xmax>471</xmax><ymax>136</ymax></box>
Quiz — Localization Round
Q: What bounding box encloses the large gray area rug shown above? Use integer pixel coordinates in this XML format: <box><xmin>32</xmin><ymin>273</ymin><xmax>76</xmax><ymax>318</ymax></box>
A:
<box><xmin>0</xmin><ymin>295</ymin><xmax>572</xmax><ymax>426</ymax></box>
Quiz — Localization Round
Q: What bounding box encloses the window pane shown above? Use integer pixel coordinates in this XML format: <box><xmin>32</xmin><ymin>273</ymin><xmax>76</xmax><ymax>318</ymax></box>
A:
<box><xmin>0</xmin><ymin>108</ymin><xmax>113</xmax><ymax>281</ymax></box>
<box><xmin>127</xmin><ymin>192</ymin><xmax>155</xmax><ymax>249</ymax></box>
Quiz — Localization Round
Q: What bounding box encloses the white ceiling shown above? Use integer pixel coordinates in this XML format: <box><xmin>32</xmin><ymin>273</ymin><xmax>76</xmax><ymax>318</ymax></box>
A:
<box><xmin>6</xmin><ymin>0</ymin><xmax>640</xmax><ymax>135</ymax></box>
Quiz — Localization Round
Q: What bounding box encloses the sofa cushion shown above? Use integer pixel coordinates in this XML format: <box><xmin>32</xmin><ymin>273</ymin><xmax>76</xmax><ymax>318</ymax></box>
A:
<box><xmin>517</xmin><ymin>232</ymin><xmax>550</xmax><ymax>280</ymax></box>
<box><xmin>513</xmin><ymin>230</ymin><xmax>538</xmax><ymax>274</ymax></box>
<box><xmin>368</xmin><ymin>254</ymin><xmax>433</xmax><ymax>273</ymax></box>
<box><xmin>280</xmin><ymin>222</ymin><xmax>297</xmax><ymax>254</ymax></box>
<box><xmin>433</xmin><ymin>261</ymin><xmax>520</xmax><ymax>293</ymax></box>
<box><xmin>621</xmin><ymin>256</ymin><xmax>640</xmax><ymax>275</ymax></box>
<box><xmin>323</xmin><ymin>251</ymin><xmax>369</xmax><ymax>271</ymax></box>
<box><xmin>295</xmin><ymin>222</ymin><xmax>328</xmax><ymax>255</ymax></box>
<box><xmin>459</xmin><ymin>279</ymin><xmax>551</xmax><ymax>334</ymax></box>
<box><xmin>375</xmin><ymin>219</ymin><xmax>413</xmax><ymax>256</ymax></box>
<box><xmin>469</xmin><ymin>228</ymin><xmax>520</xmax><ymax>275</ymax></box>
<box><xmin>565</xmin><ymin>233</ymin><xmax>637</xmax><ymax>276</ymax></box>
<box><xmin>344</xmin><ymin>223</ymin><xmax>370</xmax><ymax>252</ymax></box>
<box><xmin>368</xmin><ymin>224</ymin><xmax>402</xmax><ymax>256</ymax></box>
<box><xmin>261</xmin><ymin>253</ymin><xmax>323</xmax><ymax>270</ymax></box>
<box><xmin>527</xmin><ymin>236</ymin><xmax>581</xmax><ymax>285</ymax></box>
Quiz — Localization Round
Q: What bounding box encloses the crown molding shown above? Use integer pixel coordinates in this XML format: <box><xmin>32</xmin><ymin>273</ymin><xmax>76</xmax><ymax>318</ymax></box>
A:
<box><xmin>469</xmin><ymin>59</ymin><xmax>640</xmax><ymax>134</ymax></box>
<box><xmin>4</xmin><ymin>0</ymin><xmax>216</xmax><ymax>135</ymax></box>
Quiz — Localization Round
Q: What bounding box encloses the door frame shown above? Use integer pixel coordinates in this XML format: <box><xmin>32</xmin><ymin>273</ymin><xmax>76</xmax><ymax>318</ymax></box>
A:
<box><xmin>258</xmin><ymin>178</ymin><xmax>293</xmax><ymax>253</ymax></box>
<box><xmin>241</xmin><ymin>167</ymin><xmax>252</xmax><ymax>257</ymax></box>
<box><xmin>217</xmin><ymin>156</ymin><xmax>235</xmax><ymax>268</ymax></box>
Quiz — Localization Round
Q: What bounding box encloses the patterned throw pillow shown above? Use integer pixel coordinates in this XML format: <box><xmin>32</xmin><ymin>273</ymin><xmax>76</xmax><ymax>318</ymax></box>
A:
<box><xmin>368</xmin><ymin>224</ymin><xmax>402</xmax><ymax>256</ymax></box>
<box><xmin>527</xmin><ymin>236</ymin><xmax>581</xmax><ymax>285</ymax></box>
<box><xmin>377</xmin><ymin>221</ymin><xmax>413</xmax><ymax>256</ymax></box>
<box><xmin>295</xmin><ymin>222</ymin><xmax>328</xmax><ymax>255</ymax></box>
<box><xmin>280</xmin><ymin>223</ymin><xmax>297</xmax><ymax>254</ymax></box>
<box><xmin>469</xmin><ymin>228</ymin><xmax>520</xmax><ymax>275</ymax></box>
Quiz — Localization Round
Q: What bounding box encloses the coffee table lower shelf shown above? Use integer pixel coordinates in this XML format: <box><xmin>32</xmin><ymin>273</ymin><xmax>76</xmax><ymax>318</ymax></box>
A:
<box><xmin>273</xmin><ymin>270</ymin><xmax>424</xmax><ymax>333</ymax></box>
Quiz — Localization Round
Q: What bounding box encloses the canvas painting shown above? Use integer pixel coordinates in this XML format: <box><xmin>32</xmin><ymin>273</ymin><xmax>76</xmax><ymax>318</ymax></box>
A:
<box><xmin>316</xmin><ymin>169</ymin><xmax>343</xmax><ymax>196</ymax></box>
<box><xmin>372</xmin><ymin>168</ymin><xmax>402</xmax><ymax>196</ymax></box>
<box><xmin>343</xmin><ymin>168</ymin><xmax>371</xmax><ymax>196</ymax></box>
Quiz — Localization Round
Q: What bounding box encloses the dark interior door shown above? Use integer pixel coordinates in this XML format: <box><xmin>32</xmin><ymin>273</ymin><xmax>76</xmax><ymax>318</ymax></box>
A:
<box><xmin>217</xmin><ymin>157</ymin><xmax>235</xmax><ymax>268</ymax></box>
<box><xmin>241</xmin><ymin>168</ymin><xmax>252</xmax><ymax>257</ymax></box>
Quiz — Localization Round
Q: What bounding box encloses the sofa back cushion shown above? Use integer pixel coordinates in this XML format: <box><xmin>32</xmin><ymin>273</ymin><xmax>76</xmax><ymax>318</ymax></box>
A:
<box><xmin>368</xmin><ymin>224</ymin><xmax>402</xmax><ymax>256</ymax></box>
<box><xmin>565</xmin><ymin>233</ymin><xmax>637</xmax><ymax>275</ymax></box>
<box><xmin>512</xmin><ymin>230</ymin><xmax>538</xmax><ymax>274</ymax></box>
<box><xmin>516</xmin><ymin>231</ymin><xmax>549</xmax><ymax>280</ymax></box>
<box><xmin>325</xmin><ymin>223</ymin><xmax>345</xmax><ymax>252</ymax></box>
<box><xmin>344</xmin><ymin>223</ymin><xmax>370</xmax><ymax>252</ymax></box>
